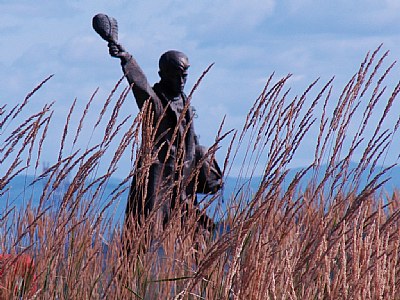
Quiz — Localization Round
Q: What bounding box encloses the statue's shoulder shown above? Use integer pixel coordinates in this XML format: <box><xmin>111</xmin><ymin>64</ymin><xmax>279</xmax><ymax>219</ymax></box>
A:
<box><xmin>152</xmin><ymin>83</ymin><xmax>171</xmax><ymax>108</ymax></box>
<box><xmin>152</xmin><ymin>82</ymin><xmax>161</xmax><ymax>94</ymax></box>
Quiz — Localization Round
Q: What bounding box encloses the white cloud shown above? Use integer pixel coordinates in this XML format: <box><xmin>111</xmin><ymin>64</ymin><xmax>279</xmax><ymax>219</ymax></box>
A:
<box><xmin>282</xmin><ymin>0</ymin><xmax>400</xmax><ymax>36</ymax></box>
<box><xmin>188</xmin><ymin>0</ymin><xmax>276</xmax><ymax>31</ymax></box>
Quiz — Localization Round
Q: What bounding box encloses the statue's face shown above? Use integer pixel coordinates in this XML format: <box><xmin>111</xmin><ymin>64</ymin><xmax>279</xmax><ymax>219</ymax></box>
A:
<box><xmin>162</xmin><ymin>66</ymin><xmax>188</xmax><ymax>95</ymax></box>
<box><xmin>159</xmin><ymin>51</ymin><xmax>190</xmax><ymax>95</ymax></box>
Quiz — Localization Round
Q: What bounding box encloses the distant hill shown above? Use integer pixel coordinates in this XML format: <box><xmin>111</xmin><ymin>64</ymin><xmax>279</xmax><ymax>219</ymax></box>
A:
<box><xmin>1</xmin><ymin>163</ymin><xmax>399</xmax><ymax>223</ymax></box>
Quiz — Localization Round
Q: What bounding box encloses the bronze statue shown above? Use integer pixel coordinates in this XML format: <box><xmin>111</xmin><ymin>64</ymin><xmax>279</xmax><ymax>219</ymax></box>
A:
<box><xmin>93</xmin><ymin>14</ymin><xmax>222</xmax><ymax>230</ymax></box>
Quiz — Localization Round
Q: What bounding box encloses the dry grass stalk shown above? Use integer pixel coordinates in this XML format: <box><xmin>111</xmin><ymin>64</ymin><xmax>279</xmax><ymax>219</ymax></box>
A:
<box><xmin>2</xmin><ymin>46</ymin><xmax>400</xmax><ymax>299</ymax></box>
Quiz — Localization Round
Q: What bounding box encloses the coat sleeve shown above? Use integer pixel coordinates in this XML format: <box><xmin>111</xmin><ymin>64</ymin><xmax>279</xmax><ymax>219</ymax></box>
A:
<box><xmin>120</xmin><ymin>54</ymin><xmax>163</xmax><ymax>117</ymax></box>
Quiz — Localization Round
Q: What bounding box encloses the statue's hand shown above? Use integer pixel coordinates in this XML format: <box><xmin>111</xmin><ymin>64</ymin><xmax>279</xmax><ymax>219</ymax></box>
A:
<box><xmin>108</xmin><ymin>42</ymin><xmax>130</xmax><ymax>60</ymax></box>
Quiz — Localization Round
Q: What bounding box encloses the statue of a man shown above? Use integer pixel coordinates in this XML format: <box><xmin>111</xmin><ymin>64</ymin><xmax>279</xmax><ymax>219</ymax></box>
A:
<box><xmin>107</xmin><ymin>42</ymin><xmax>222</xmax><ymax>230</ymax></box>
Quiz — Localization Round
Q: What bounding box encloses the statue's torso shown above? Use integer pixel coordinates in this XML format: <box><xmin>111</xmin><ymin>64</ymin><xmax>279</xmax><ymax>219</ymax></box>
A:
<box><xmin>151</xmin><ymin>83</ymin><xmax>196</xmax><ymax>167</ymax></box>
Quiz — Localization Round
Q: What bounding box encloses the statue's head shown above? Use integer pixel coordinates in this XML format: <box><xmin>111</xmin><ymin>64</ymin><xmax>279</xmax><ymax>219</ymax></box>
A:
<box><xmin>158</xmin><ymin>50</ymin><xmax>190</xmax><ymax>95</ymax></box>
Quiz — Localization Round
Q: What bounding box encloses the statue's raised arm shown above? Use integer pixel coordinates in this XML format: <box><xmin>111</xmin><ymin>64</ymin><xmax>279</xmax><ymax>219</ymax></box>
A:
<box><xmin>92</xmin><ymin>13</ymin><xmax>162</xmax><ymax>115</ymax></box>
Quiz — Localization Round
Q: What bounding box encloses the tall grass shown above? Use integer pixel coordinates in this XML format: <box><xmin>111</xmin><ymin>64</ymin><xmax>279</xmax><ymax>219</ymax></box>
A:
<box><xmin>2</xmin><ymin>46</ymin><xmax>400</xmax><ymax>299</ymax></box>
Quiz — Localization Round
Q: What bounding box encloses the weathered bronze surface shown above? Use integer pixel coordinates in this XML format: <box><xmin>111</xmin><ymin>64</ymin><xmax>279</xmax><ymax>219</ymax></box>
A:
<box><xmin>93</xmin><ymin>14</ymin><xmax>222</xmax><ymax>230</ymax></box>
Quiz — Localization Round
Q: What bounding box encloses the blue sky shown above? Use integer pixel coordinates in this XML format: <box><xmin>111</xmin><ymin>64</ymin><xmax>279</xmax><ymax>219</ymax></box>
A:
<box><xmin>2</xmin><ymin>1</ymin><xmax>400</xmax><ymax>177</ymax></box>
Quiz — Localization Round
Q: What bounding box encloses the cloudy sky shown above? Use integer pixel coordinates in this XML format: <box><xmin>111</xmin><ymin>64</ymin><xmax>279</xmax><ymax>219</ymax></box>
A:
<box><xmin>2</xmin><ymin>1</ymin><xmax>400</xmax><ymax>178</ymax></box>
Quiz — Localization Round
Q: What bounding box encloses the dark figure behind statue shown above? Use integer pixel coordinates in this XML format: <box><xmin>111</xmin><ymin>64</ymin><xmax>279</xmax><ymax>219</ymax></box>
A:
<box><xmin>93</xmin><ymin>14</ymin><xmax>222</xmax><ymax>231</ymax></box>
